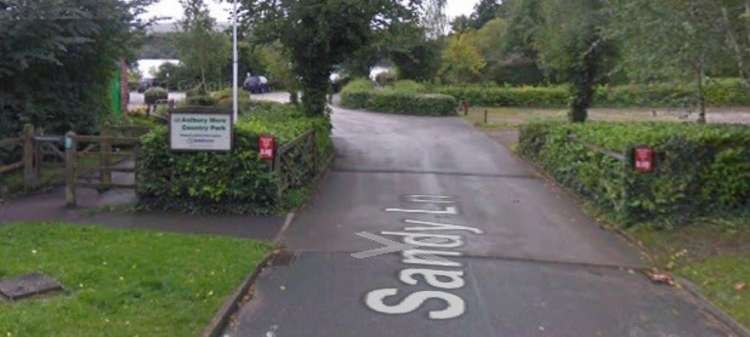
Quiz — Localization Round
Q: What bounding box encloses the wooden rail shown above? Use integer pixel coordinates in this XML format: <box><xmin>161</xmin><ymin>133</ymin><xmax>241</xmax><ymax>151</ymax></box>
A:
<box><xmin>273</xmin><ymin>130</ymin><xmax>318</xmax><ymax>196</ymax></box>
<box><xmin>1</xmin><ymin>124</ymin><xmax>149</xmax><ymax>200</ymax></box>
<box><xmin>0</xmin><ymin>125</ymin><xmax>37</xmax><ymax>187</ymax></box>
<box><xmin>65</xmin><ymin>130</ymin><xmax>141</xmax><ymax>207</ymax></box>
<box><xmin>568</xmin><ymin>134</ymin><xmax>626</xmax><ymax>162</ymax></box>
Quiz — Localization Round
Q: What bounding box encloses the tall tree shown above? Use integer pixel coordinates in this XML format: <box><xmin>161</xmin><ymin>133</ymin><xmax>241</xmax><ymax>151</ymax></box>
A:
<box><xmin>241</xmin><ymin>0</ymin><xmax>423</xmax><ymax>116</ymax></box>
<box><xmin>439</xmin><ymin>32</ymin><xmax>487</xmax><ymax>83</ymax></box>
<box><xmin>535</xmin><ymin>0</ymin><xmax>614</xmax><ymax>122</ymax></box>
<box><xmin>0</xmin><ymin>0</ymin><xmax>155</xmax><ymax>137</ymax></box>
<box><xmin>422</xmin><ymin>0</ymin><xmax>448</xmax><ymax>38</ymax></box>
<box><xmin>450</xmin><ymin>15</ymin><xmax>474</xmax><ymax>33</ymax></box>
<box><xmin>607</xmin><ymin>0</ymin><xmax>727</xmax><ymax>123</ymax></box>
<box><xmin>176</xmin><ymin>0</ymin><xmax>230</xmax><ymax>93</ymax></box>
<box><xmin>470</xmin><ymin>0</ymin><xmax>500</xmax><ymax>29</ymax></box>
<box><xmin>715</xmin><ymin>1</ymin><xmax>750</xmax><ymax>86</ymax></box>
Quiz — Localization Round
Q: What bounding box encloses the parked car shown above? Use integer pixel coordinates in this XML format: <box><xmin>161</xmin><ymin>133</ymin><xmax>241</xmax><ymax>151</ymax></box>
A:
<box><xmin>243</xmin><ymin>75</ymin><xmax>271</xmax><ymax>93</ymax></box>
<box><xmin>137</xmin><ymin>78</ymin><xmax>158</xmax><ymax>93</ymax></box>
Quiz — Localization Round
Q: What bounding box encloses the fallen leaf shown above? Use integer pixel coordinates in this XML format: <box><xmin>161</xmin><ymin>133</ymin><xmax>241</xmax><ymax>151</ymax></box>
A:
<box><xmin>646</xmin><ymin>271</ymin><xmax>675</xmax><ymax>286</ymax></box>
<box><xmin>735</xmin><ymin>282</ymin><xmax>746</xmax><ymax>292</ymax></box>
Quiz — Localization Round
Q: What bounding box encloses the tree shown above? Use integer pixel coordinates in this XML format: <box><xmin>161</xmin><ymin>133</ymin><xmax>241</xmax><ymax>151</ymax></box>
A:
<box><xmin>534</xmin><ymin>0</ymin><xmax>614</xmax><ymax>122</ymax></box>
<box><xmin>422</xmin><ymin>0</ymin><xmax>448</xmax><ymax>38</ymax></box>
<box><xmin>176</xmin><ymin>0</ymin><xmax>230</xmax><ymax>93</ymax></box>
<box><xmin>259</xmin><ymin>42</ymin><xmax>301</xmax><ymax>104</ymax></box>
<box><xmin>470</xmin><ymin>0</ymin><xmax>500</xmax><ymax>29</ymax></box>
<box><xmin>439</xmin><ymin>32</ymin><xmax>487</xmax><ymax>83</ymax></box>
<box><xmin>241</xmin><ymin>0</ymin><xmax>423</xmax><ymax>116</ymax></box>
<box><xmin>503</xmin><ymin>0</ymin><xmax>544</xmax><ymax>60</ymax></box>
<box><xmin>450</xmin><ymin>15</ymin><xmax>474</xmax><ymax>33</ymax></box>
<box><xmin>719</xmin><ymin>1</ymin><xmax>750</xmax><ymax>85</ymax></box>
<box><xmin>0</xmin><ymin>0</ymin><xmax>155</xmax><ymax>137</ymax></box>
<box><xmin>607</xmin><ymin>0</ymin><xmax>728</xmax><ymax>123</ymax></box>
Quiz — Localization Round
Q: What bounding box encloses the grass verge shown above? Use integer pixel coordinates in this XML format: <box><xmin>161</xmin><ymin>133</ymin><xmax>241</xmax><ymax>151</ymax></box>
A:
<box><xmin>0</xmin><ymin>223</ymin><xmax>272</xmax><ymax>337</ymax></box>
<box><xmin>628</xmin><ymin>213</ymin><xmax>750</xmax><ymax>328</ymax></box>
<box><xmin>474</xmin><ymin>114</ymin><xmax>750</xmax><ymax>330</ymax></box>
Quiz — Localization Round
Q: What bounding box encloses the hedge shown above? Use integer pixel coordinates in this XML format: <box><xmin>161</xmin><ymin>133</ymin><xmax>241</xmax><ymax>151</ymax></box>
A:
<box><xmin>436</xmin><ymin>79</ymin><xmax>750</xmax><ymax>108</ymax></box>
<box><xmin>519</xmin><ymin>121</ymin><xmax>750</xmax><ymax>226</ymax></box>
<box><xmin>137</xmin><ymin>101</ymin><xmax>332</xmax><ymax>214</ymax></box>
<box><xmin>144</xmin><ymin>87</ymin><xmax>168</xmax><ymax>105</ymax></box>
<box><xmin>341</xmin><ymin>79</ymin><xmax>458</xmax><ymax>116</ymax></box>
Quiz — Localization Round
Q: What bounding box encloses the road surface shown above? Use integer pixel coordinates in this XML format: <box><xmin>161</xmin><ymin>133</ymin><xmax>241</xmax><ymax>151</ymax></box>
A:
<box><xmin>227</xmin><ymin>106</ymin><xmax>739</xmax><ymax>337</ymax></box>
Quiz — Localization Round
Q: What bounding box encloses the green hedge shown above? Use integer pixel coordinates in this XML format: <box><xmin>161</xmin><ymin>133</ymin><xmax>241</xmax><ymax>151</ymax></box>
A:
<box><xmin>519</xmin><ymin>121</ymin><xmax>750</xmax><ymax>226</ymax></box>
<box><xmin>144</xmin><ymin>87</ymin><xmax>168</xmax><ymax>105</ymax></box>
<box><xmin>436</xmin><ymin>79</ymin><xmax>750</xmax><ymax>108</ymax></box>
<box><xmin>185</xmin><ymin>95</ymin><xmax>218</xmax><ymax>106</ymax></box>
<box><xmin>435</xmin><ymin>85</ymin><xmax>569</xmax><ymax>108</ymax></box>
<box><xmin>137</xmin><ymin>102</ymin><xmax>332</xmax><ymax>214</ymax></box>
<box><xmin>341</xmin><ymin>79</ymin><xmax>457</xmax><ymax>116</ymax></box>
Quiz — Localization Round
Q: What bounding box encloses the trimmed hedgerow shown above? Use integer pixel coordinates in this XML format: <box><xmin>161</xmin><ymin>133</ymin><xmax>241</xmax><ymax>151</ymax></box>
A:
<box><xmin>435</xmin><ymin>79</ymin><xmax>750</xmax><ymax>108</ymax></box>
<box><xmin>144</xmin><ymin>87</ymin><xmax>168</xmax><ymax>105</ymax></box>
<box><xmin>519</xmin><ymin>121</ymin><xmax>750</xmax><ymax>227</ymax></box>
<box><xmin>435</xmin><ymin>85</ymin><xmax>570</xmax><ymax>108</ymax></box>
<box><xmin>137</xmin><ymin>101</ymin><xmax>332</xmax><ymax>214</ymax></box>
<box><xmin>185</xmin><ymin>95</ymin><xmax>218</xmax><ymax>106</ymax></box>
<box><xmin>341</xmin><ymin>79</ymin><xmax>457</xmax><ymax>116</ymax></box>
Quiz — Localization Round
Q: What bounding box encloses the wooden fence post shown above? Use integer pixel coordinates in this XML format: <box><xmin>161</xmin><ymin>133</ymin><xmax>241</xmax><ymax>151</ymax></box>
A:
<box><xmin>311</xmin><ymin>131</ymin><xmax>318</xmax><ymax>175</ymax></box>
<box><xmin>33</xmin><ymin>136</ymin><xmax>42</xmax><ymax>181</ymax></box>
<box><xmin>65</xmin><ymin>131</ymin><xmax>77</xmax><ymax>207</ymax></box>
<box><xmin>22</xmin><ymin>124</ymin><xmax>36</xmax><ymax>189</ymax></box>
<box><xmin>100</xmin><ymin>128</ymin><xmax>112</xmax><ymax>191</ymax></box>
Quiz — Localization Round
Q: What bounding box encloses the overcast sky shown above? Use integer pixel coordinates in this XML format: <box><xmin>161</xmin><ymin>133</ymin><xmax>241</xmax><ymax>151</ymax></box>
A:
<box><xmin>145</xmin><ymin>0</ymin><xmax>480</xmax><ymax>22</ymax></box>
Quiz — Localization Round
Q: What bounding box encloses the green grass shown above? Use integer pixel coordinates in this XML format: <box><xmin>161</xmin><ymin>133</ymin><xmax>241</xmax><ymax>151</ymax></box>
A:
<box><xmin>629</xmin><ymin>214</ymin><xmax>750</xmax><ymax>329</ymax></box>
<box><xmin>0</xmin><ymin>223</ymin><xmax>272</xmax><ymax>337</ymax></box>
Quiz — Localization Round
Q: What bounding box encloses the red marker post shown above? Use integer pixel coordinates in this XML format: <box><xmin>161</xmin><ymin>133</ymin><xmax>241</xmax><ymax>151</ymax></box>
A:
<box><xmin>633</xmin><ymin>146</ymin><xmax>655</xmax><ymax>173</ymax></box>
<box><xmin>259</xmin><ymin>135</ymin><xmax>276</xmax><ymax>161</ymax></box>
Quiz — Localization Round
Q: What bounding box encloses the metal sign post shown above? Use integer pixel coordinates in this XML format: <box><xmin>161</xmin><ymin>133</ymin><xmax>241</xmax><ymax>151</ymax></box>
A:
<box><xmin>232</xmin><ymin>0</ymin><xmax>239</xmax><ymax>125</ymax></box>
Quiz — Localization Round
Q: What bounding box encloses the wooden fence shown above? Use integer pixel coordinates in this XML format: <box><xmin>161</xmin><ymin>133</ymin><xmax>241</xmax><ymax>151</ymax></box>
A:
<box><xmin>568</xmin><ymin>134</ymin><xmax>626</xmax><ymax>162</ymax></box>
<box><xmin>0</xmin><ymin>124</ymin><xmax>51</xmax><ymax>188</ymax></box>
<box><xmin>0</xmin><ymin>124</ymin><xmax>148</xmax><ymax>202</ymax></box>
<box><xmin>273</xmin><ymin>130</ymin><xmax>319</xmax><ymax>196</ymax></box>
<box><xmin>64</xmin><ymin>127</ymin><xmax>147</xmax><ymax>207</ymax></box>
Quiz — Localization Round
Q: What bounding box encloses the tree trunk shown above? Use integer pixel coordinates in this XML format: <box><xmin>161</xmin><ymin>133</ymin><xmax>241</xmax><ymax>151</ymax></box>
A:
<box><xmin>696</xmin><ymin>63</ymin><xmax>707</xmax><ymax>124</ymax></box>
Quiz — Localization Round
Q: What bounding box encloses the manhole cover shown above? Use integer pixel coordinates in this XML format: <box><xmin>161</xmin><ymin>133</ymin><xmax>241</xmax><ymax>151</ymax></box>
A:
<box><xmin>0</xmin><ymin>273</ymin><xmax>64</xmax><ymax>301</ymax></box>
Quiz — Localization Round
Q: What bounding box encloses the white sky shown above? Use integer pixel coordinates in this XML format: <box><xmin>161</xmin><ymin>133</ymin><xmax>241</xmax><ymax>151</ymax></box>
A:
<box><xmin>144</xmin><ymin>0</ymin><xmax>480</xmax><ymax>22</ymax></box>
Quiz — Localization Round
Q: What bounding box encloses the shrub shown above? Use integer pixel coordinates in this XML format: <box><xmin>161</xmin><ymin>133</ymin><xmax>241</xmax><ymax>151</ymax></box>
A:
<box><xmin>375</xmin><ymin>71</ymin><xmax>397</xmax><ymax>87</ymax></box>
<box><xmin>389</xmin><ymin>80</ymin><xmax>426</xmax><ymax>94</ymax></box>
<box><xmin>435</xmin><ymin>85</ymin><xmax>570</xmax><ymax>108</ymax></box>
<box><xmin>144</xmin><ymin>87</ymin><xmax>168</xmax><ymax>105</ymax></box>
<box><xmin>435</xmin><ymin>79</ymin><xmax>750</xmax><ymax>108</ymax></box>
<box><xmin>519</xmin><ymin>121</ymin><xmax>750</xmax><ymax>226</ymax></box>
<box><xmin>185</xmin><ymin>95</ymin><xmax>217</xmax><ymax>106</ymax></box>
<box><xmin>340</xmin><ymin>79</ymin><xmax>458</xmax><ymax>116</ymax></box>
<box><xmin>137</xmin><ymin>102</ymin><xmax>332</xmax><ymax>214</ymax></box>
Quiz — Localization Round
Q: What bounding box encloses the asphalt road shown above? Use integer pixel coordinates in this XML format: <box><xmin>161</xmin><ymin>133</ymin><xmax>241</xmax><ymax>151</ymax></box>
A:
<box><xmin>228</xmin><ymin>107</ymin><xmax>738</xmax><ymax>337</ymax></box>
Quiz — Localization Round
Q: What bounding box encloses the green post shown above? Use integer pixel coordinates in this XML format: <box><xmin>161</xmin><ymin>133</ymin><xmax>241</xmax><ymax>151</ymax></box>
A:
<box><xmin>110</xmin><ymin>65</ymin><xmax>122</xmax><ymax>119</ymax></box>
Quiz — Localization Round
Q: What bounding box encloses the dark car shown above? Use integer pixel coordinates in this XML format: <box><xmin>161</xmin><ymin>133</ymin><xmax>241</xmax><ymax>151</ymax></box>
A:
<box><xmin>243</xmin><ymin>75</ymin><xmax>270</xmax><ymax>94</ymax></box>
<box><xmin>137</xmin><ymin>78</ymin><xmax>158</xmax><ymax>93</ymax></box>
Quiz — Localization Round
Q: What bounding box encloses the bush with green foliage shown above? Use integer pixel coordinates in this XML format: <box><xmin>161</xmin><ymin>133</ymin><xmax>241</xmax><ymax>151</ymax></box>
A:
<box><xmin>436</xmin><ymin>85</ymin><xmax>569</xmax><ymax>108</ymax></box>
<box><xmin>341</xmin><ymin>79</ymin><xmax>457</xmax><ymax>116</ymax></box>
<box><xmin>519</xmin><ymin>121</ymin><xmax>750</xmax><ymax>226</ymax></box>
<box><xmin>436</xmin><ymin>79</ymin><xmax>750</xmax><ymax>108</ymax></box>
<box><xmin>144</xmin><ymin>87</ymin><xmax>168</xmax><ymax>105</ymax></box>
<box><xmin>0</xmin><ymin>0</ymin><xmax>150</xmax><ymax>138</ymax></box>
<box><xmin>137</xmin><ymin>102</ymin><xmax>332</xmax><ymax>214</ymax></box>
<box><xmin>185</xmin><ymin>95</ymin><xmax>217</xmax><ymax>106</ymax></box>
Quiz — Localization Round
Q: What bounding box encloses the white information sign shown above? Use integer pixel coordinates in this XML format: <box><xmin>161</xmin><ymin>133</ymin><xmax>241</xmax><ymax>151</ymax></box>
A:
<box><xmin>170</xmin><ymin>112</ymin><xmax>232</xmax><ymax>151</ymax></box>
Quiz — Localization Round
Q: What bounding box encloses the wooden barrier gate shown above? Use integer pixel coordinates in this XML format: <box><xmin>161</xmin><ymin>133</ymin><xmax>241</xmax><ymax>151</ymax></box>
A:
<box><xmin>64</xmin><ymin>126</ymin><xmax>148</xmax><ymax>207</ymax></box>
